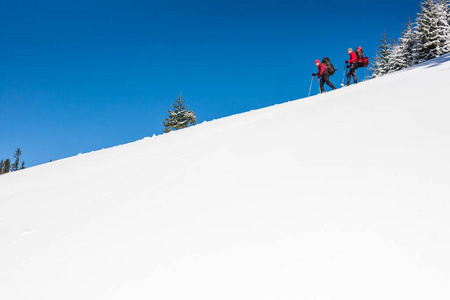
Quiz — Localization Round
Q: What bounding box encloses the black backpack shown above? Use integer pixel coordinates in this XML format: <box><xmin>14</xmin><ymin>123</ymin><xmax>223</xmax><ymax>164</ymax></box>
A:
<box><xmin>322</xmin><ymin>57</ymin><xmax>336</xmax><ymax>75</ymax></box>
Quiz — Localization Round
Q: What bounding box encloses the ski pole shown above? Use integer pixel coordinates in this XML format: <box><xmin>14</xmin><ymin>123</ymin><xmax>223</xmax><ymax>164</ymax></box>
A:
<box><xmin>308</xmin><ymin>75</ymin><xmax>314</xmax><ymax>97</ymax></box>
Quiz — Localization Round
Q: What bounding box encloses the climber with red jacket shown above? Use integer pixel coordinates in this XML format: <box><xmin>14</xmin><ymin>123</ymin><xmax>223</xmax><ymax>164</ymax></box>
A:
<box><xmin>345</xmin><ymin>48</ymin><xmax>358</xmax><ymax>86</ymax></box>
<box><xmin>312</xmin><ymin>59</ymin><xmax>336</xmax><ymax>93</ymax></box>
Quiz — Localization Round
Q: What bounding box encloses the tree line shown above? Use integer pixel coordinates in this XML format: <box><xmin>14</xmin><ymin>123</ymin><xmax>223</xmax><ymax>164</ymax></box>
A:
<box><xmin>0</xmin><ymin>148</ymin><xmax>25</xmax><ymax>175</ymax></box>
<box><xmin>371</xmin><ymin>0</ymin><xmax>450</xmax><ymax>77</ymax></box>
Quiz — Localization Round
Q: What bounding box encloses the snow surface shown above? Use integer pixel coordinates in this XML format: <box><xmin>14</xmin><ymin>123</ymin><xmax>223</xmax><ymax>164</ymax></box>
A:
<box><xmin>1</xmin><ymin>55</ymin><xmax>450</xmax><ymax>299</ymax></box>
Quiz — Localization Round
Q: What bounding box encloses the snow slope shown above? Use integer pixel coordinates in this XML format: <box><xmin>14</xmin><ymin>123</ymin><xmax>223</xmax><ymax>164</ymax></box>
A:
<box><xmin>1</xmin><ymin>54</ymin><xmax>450</xmax><ymax>300</ymax></box>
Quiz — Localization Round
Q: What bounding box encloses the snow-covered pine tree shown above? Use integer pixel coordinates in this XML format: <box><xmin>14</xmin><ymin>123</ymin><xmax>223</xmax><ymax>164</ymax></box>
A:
<box><xmin>388</xmin><ymin>39</ymin><xmax>404</xmax><ymax>73</ymax></box>
<box><xmin>436</xmin><ymin>0</ymin><xmax>450</xmax><ymax>54</ymax></box>
<box><xmin>415</xmin><ymin>0</ymin><xmax>435</xmax><ymax>62</ymax></box>
<box><xmin>371</xmin><ymin>33</ymin><xmax>392</xmax><ymax>78</ymax></box>
<box><xmin>398</xmin><ymin>18</ymin><xmax>417</xmax><ymax>67</ymax></box>
<box><xmin>415</xmin><ymin>0</ymin><xmax>450</xmax><ymax>62</ymax></box>
<box><xmin>163</xmin><ymin>94</ymin><xmax>197</xmax><ymax>133</ymax></box>
<box><xmin>370</xmin><ymin>52</ymin><xmax>383</xmax><ymax>78</ymax></box>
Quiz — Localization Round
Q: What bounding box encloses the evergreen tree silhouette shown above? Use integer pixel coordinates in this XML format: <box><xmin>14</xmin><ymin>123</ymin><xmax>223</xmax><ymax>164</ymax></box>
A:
<box><xmin>11</xmin><ymin>148</ymin><xmax>22</xmax><ymax>172</ymax></box>
<box><xmin>2</xmin><ymin>159</ymin><xmax>11</xmax><ymax>174</ymax></box>
<box><xmin>163</xmin><ymin>94</ymin><xmax>197</xmax><ymax>133</ymax></box>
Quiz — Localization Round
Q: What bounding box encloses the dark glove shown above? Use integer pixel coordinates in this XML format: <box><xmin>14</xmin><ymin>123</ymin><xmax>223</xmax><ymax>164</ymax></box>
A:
<box><xmin>346</xmin><ymin>65</ymin><xmax>350</xmax><ymax>68</ymax></box>
<box><xmin>345</xmin><ymin>60</ymin><xmax>348</xmax><ymax>63</ymax></box>
<box><xmin>312</xmin><ymin>73</ymin><xmax>316</xmax><ymax>76</ymax></box>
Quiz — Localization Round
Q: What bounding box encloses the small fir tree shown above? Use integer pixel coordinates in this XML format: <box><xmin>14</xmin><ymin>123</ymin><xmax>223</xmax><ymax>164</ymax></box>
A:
<box><xmin>2</xmin><ymin>159</ymin><xmax>11</xmax><ymax>174</ymax></box>
<box><xmin>163</xmin><ymin>94</ymin><xmax>197</xmax><ymax>133</ymax></box>
<box><xmin>11</xmin><ymin>148</ymin><xmax>22</xmax><ymax>172</ymax></box>
<box><xmin>370</xmin><ymin>52</ymin><xmax>382</xmax><ymax>78</ymax></box>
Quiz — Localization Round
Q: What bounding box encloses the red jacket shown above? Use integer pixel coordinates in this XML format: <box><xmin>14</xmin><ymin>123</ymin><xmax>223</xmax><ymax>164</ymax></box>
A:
<box><xmin>317</xmin><ymin>63</ymin><xmax>328</xmax><ymax>75</ymax></box>
<box><xmin>348</xmin><ymin>51</ymin><xmax>357</xmax><ymax>64</ymax></box>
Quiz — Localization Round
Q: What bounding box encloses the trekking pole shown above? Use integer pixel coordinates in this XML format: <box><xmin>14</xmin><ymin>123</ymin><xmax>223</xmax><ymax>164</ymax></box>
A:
<box><xmin>318</xmin><ymin>75</ymin><xmax>321</xmax><ymax>94</ymax></box>
<box><xmin>308</xmin><ymin>75</ymin><xmax>314</xmax><ymax>97</ymax></box>
<box><xmin>341</xmin><ymin>63</ymin><xmax>349</xmax><ymax>86</ymax></box>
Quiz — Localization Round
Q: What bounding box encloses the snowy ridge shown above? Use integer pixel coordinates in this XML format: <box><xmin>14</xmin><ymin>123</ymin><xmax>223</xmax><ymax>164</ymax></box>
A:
<box><xmin>1</xmin><ymin>54</ymin><xmax>450</xmax><ymax>300</ymax></box>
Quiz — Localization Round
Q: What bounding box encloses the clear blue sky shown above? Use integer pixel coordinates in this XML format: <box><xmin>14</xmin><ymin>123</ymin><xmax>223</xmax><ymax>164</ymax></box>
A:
<box><xmin>1</xmin><ymin>0</ymin><xmax>421</xmax><ymax>167</ymax></box>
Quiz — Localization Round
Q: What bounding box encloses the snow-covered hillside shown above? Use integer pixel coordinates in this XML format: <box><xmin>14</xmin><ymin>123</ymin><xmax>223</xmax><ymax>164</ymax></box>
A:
<box><xmin>1</xmin><ymin>54</ymin><xmax>450</xmax><ymax>300</ymax></box>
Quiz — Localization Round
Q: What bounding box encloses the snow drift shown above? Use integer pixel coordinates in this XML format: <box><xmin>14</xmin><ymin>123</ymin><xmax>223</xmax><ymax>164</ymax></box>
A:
<box><xmin>1</xmin><ymin>54</ymin><xmax>450</xmax><ymax>300</ymax></box>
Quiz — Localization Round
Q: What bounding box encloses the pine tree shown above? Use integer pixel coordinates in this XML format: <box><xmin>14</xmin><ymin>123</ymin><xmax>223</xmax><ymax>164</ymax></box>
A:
<box><xmin>11</xmin><ymin>148</ymin><xmax>21</xmax><ymax>172</ymax></box>
<box><xmin>0</xmin><ymin>160</ymin><xmax>4</xmax><ymax>174</ymax></box>
<box><xmin>415</xmin><ymin>0</ymin><xmax>436</xmax><ymax>62</ymax></box>
<box><xmin>415</xmin><ymin>0</ymin><xmax>450</xmax><ymax>62</ymax></box>
<box><xmin>371</xmin><ymin>33</ymin><xmax>392</xmax><ymax>77</ymax></box>
<box><xmin>163</xmin><ymin>94</ymin><xmax>197</xmax><ymax>133</ymax></box>
<box><xmin>370</xmin><ymin>52</ymin><xmax>383</xmax><ymax>78</ymax></box>
<box><xmin>388</xmin><ymin>39</ymin><xmax>404</xmax><ymax>73</ymax></box>
<box><xmin>436</xmin><ymin>0</ymin><xmax>450</xmax><ymax>54</ymax></box>
<box><xmin>398</xmin><ymin>18</ymin><xmax>417</xmax><ymax>67</ymax></box>
<box><xmin>2</xmin><ymin>159</ymin><xmax>10</xmax><ymax>174</ymax></box>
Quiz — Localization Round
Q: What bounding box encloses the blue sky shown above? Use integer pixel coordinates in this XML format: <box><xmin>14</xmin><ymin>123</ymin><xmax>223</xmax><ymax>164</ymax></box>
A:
<box><xmin>1</xmin><ymin>0</ymin><xmax>421</xmax><ymax>167</ymax></box>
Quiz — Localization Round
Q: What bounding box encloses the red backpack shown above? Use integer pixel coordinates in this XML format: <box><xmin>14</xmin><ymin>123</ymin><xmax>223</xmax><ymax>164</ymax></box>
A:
<box><xmin>356</xmin><ymin>47</ymin><xmax>369</xmax><ymax>67</ymax></box>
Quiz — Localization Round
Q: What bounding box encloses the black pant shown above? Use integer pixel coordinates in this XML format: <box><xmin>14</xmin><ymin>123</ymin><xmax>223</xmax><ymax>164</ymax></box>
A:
<box><xmin>346</xmin><ymin>63</ymin><xmax>358</xmax><ymax>85</ymax></box>
<box><xmin>319</xmin><ymin>73</ymin><xmax>336</xmax><ymax>93</ymax></box>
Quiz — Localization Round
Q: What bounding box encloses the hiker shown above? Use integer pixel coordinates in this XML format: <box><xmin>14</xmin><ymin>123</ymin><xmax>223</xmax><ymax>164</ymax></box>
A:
<box><xmin>345</xmin><ymin>48</ymin><xmax>358</xmax><ymax>85</ymax></box>
<box><xmin>312</xmin><ymin>59</ymin><xmax>336</xmax><ymax>93</ymax></box>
